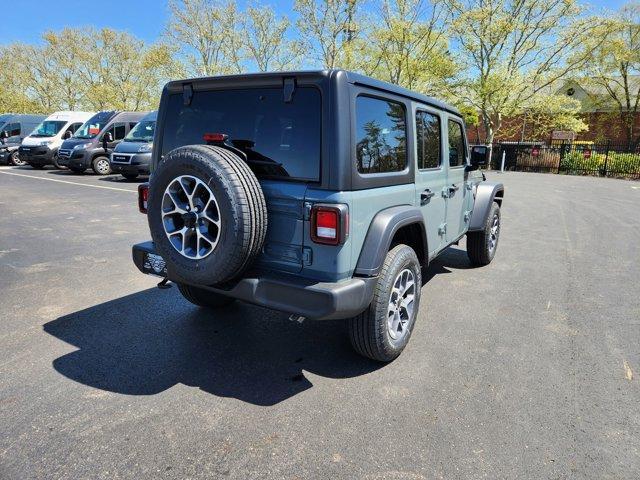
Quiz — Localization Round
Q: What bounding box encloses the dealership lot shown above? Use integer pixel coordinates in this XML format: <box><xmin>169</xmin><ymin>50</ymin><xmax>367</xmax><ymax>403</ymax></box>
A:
<box><xmin>0</xmin><ymin>167</ymin><xmax>638</xmax><ymax>479</ymax></box>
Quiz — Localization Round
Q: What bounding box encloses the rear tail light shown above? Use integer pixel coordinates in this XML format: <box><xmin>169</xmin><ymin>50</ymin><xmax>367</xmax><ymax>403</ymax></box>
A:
<box><xmin>310</xmin><ymin>204</ymin><xmax>348</xmax><ymax>245</ymax></box>
<box><xmin>138</xmin><ymin>183</ymin><xmax>149</xmax><ymax>214</ymax></box>
<box><xmin>203</xmin><ymin>133</ymin><xmax>228</xmax><ymax>143</ymax></box>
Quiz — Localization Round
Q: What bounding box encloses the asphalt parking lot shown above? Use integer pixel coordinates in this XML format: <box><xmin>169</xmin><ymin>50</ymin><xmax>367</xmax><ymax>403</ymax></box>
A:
<box><xmin>1</xmin><ymin>166</ymin><xmax>639</xmax><ymax>479</ymax></box>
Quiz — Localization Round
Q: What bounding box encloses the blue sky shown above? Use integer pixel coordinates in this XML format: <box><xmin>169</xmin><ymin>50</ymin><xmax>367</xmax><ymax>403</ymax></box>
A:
<box><xmin>2</xmin><ymin>0</ymin><xmax>629</xmax><ymax>45</ymax></box>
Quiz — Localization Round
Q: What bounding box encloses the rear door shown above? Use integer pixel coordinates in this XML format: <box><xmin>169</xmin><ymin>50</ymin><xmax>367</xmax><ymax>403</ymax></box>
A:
<box><xmin>414</xmin><ymin>107</ymin><xmax>447</xmax><ymax>256</ymax></box>
<box><xmin>444</xmin><ymin>117</ymin><xmax>469</xmax><ymax>242</ymax></box>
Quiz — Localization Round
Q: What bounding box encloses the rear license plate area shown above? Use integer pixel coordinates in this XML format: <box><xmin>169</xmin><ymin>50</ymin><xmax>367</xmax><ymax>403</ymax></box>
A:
<box><xmin>143</xmin><ymin>253</ymin><xmax>167</xmax><ymax>277</ymax></box>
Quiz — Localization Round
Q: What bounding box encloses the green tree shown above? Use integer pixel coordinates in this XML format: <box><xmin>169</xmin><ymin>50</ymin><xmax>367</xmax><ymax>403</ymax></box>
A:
<box><xmin>243</xmin><ymin>4</ymin><xmax>303</xmax><ymax>71</ymax></box>
<box><xmin>166</xmin><ymin>0</ymin><xmax>242</xmax><ymax>76</ymax></box>
<box><xmin>445</xmin><ymin>0</ymin><xmax>606</xmax><ymax>145</ymax></box>
<box><xmin>367</xmin><ymin>0</ymin><xmax>456</xmax><ymax>93</ymax></box>
<box><xmin>582</xmin><ymin>2</ymin><xmax>640</xmax><ymax>146</ymax></box>
<box><xmin>294</xmin><ymin>0</ymin><xmax>362</xmax><ymax>69</ymax></box>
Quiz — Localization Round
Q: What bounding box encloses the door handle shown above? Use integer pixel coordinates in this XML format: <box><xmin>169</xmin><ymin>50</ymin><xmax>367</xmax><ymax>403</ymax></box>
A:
<box><xmin>421</xmin><ymin>188</ymin><xmax>435</xmax><ymax>204</ymax></box>
<box><xmin>448</xmin><ymin>184</ymin><xmax>460</xmax><ymax>196</ymax></box>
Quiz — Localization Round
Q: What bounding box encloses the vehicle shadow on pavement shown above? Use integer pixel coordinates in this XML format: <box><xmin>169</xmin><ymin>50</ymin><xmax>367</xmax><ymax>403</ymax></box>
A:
<box><xmin>43</xmin><ymin>287</ymin><xmax>382</xmax><ymax>406</ymax></box>
<box><xmin>43</xmin><ymin>247</ymin><xmax>474</xmax><ymax>406</ymax></box>
<box><xmin>422</xmin><ymin>246</ymin><xmax>474</xmax><ymax>284</ymax></box>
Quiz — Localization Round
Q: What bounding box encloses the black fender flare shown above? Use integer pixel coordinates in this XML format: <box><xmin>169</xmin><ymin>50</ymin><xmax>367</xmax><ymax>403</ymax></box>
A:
<box><xmin>355</xmin><ymin>205</ymin><xmax>427</xmax><ymax>277</ymax></box>
<box><xmin>469</xmin><ymin>182</ymin><xmax>504</xmax><ymax>232</ymax></box>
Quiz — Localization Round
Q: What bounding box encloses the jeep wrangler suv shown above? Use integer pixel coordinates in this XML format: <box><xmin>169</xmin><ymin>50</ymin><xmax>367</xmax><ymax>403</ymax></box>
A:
<box><xmin>132</xmin><ymin>70</ymin><xmax>504</xmax><ymax>362</ymax></box>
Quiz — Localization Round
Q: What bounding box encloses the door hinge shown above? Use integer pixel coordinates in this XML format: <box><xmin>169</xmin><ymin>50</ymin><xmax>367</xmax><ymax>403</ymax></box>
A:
<box><xmin>438</xmin><ymin>223</ymin><xmax>447</xmax><ymax>236</ymax></box>
<box><xmin>464</xmin><ymin>211</ymin><xmax>471</xmax><ymax>222</ymax></box>
<box><xmin>283</xmin><ymin>77</ymin><xmax>296</xmax><ymax>103</ymax></box>
<box><xmin>303</xmin><ymin>247</ymin><xmax>313</xmax><ymax>266</ymax></box>
<box><xmin>303</xmin><ymin>201</ymin><xmax>312</xmax><ymax>220</ymax></box>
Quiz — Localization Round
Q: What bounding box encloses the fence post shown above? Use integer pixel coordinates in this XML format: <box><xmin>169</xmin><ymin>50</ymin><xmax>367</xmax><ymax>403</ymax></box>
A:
<box><xmin>604</xmin><ymin>140</ymin><xmax>610</xmax><ymax>177</ymax></box>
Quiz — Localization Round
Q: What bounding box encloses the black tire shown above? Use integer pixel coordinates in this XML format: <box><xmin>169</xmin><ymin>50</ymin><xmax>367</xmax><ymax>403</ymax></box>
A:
<box><xmin>177</xmin><ymin>283</ymin><xmax>236</xmax><ymax>308</ymax></box>
<box><xmin>122</xmin><ymin>173</ymin><xmax>138</xmax><ymax>180</ymax></box>
<box><xmin>348</xmin><ymin>244</ymin><xmax>422</xmax><ymax>362</ymax></box>
<box><xmin>68</xmin><ymin>166</ymin><xmax>86</xmax><ymax>174</ymax></box>
<box><xmin>147</xmin><ymin>145</ymin><xmax>267</xmax><ymax>285</ymax></box>
<box><xmin>52</xmin><ymin>155</ymin><xmax>66</xmax><ymax>169</ymax></box>
<box><xmin>9</xmin><ymin>151</ymin><xmax>26</xmax><ymax>166</ymax></box>
<box><xmin>92</xmin><ymin>156</ymin><xmax>111</xmax><ymax>175</ymax></box>
<box><xmin>467</xmin><ymin>201</ymin><xmax>501</xmax><ymax>266</ymax></box>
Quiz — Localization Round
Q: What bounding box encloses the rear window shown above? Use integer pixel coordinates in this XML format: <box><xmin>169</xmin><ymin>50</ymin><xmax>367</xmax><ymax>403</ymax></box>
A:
<box><xmin>162</xmin><ymin>87</ymin><xmax>322</xmax><ymax>181</ymax></box>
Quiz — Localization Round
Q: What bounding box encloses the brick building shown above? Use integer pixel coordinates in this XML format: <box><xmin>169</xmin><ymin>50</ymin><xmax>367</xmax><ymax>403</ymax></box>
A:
<box><xmin>468</xmin><ymin>77</ymin><xmax>640</xmax><ymax>146</ymax></box>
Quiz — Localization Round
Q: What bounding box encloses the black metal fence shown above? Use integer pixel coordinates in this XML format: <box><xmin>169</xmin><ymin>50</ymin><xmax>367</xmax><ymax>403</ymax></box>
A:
<box><xmin>486</xmin><ymin>141</ymin><xmax>640</xmax><ymax>179</ymax></box>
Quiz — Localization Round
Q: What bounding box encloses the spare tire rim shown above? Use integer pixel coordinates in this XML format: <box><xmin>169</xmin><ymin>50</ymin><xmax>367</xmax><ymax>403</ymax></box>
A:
<box><xmin>162</xmin><ymin>175</ymin><xmax>221</xmax><ymax>260</ymax></box>
<box><xmin>387</xmin><ymin>268</ymin><xmax>416</xmax><ymax>341</ymax></box>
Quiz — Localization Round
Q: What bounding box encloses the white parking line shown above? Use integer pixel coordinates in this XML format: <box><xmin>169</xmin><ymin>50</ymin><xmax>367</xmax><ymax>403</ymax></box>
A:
<box><xmin>0</xmin><ymin>170</ymin><xmax>136</xmax><ymax>193</ymax></box>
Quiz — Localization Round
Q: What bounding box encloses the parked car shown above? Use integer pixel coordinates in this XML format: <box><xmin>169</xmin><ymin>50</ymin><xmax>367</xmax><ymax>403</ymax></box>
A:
<box><xmin>57</xmin><ymin>110</ymin><xmax>148</xmax><ymax>174</ymax></box>
<box><xmin>131</xmin><ymin>70</ymin><xmax>504</xmax><ymax>362</ymax></box>
<box><xmin>110</xmin><ymin>111</ymin><xmax>157</xmax><ymax>180</ymax></box>
<box><xmin>19</xmin><ymin>111</ymin><xmax>95</xmax><ymax>169</ymax></box>
<box><xmin>0</xmin><ymin>114</ymin><xmax>47</xmax><ymax>166</ymax></box>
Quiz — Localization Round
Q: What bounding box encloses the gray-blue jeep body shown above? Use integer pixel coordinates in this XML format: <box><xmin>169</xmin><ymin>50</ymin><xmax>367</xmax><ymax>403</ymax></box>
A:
<box><xmin>132</xmin><ymin>70</ymin><xmax>503</xmax><ymax>361</ymax></box>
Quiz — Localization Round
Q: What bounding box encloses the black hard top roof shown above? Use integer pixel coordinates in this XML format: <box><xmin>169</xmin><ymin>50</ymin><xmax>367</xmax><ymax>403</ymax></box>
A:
<box><xmin>166</xmin><ymin>69</ymin><xmax>461</xmax><ymax>117</ymax></box>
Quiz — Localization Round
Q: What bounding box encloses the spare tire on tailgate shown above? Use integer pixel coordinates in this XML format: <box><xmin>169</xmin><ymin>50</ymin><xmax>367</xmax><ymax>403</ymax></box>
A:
<box><xmin>147</xmin><ymin>145</ymin><xmax>267</xmax><ymax>285</ymax></box>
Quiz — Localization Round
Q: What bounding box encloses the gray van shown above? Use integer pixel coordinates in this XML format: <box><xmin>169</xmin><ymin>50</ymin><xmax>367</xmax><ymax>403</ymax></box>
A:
<box><xmin>57</xmin><ymin>111</ymin><xmax>148</xmax><ymax>174</ymax></box>
<box><xmin>110</xmin><ymin>110</ymin><xmax>157</xmax><ymax>180</ymax></box>
<box><xmin>0</xmin><ymin>114</ymin><xmax>47</xmax><ymax>165</ymax></box>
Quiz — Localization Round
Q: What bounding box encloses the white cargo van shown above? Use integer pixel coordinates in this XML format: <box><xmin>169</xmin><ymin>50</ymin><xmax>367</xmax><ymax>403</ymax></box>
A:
<box><xmin>19</xmin><ymin>111</ymin><xmax>95</xmax><ymax>169</ymax></box>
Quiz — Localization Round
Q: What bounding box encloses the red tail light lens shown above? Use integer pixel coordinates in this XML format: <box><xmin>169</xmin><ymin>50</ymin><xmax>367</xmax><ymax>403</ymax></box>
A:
<box><xmin>138</xmin><ymin>183</ymin><xmax>149</xmax><ymax>214</ymax></box>
<box><xmin>310</xmin><ymin>204</ymin><xmax>348</xmax><ymax>245</ymax></box>
<box><xmin>203</xmin><ymin>133</ymin><xmax>228</xmax><ymax>143</ymax></box>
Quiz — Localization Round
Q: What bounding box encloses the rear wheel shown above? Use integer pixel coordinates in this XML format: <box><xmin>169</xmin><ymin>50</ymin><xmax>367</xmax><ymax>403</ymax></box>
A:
<box><xmin>92</xmin><ymin>156</ymin><xmax>111</xmax><ymax>175</ymax></box>
<box><xmin>177</xmin><ymin>283</ymin><xmax>235</xmax><ymax>308</ymax></box>
<box><xmin>348</xmin><ymin>244</ymin><xmax>422</xmax><ymax>362</ymax></box>
<box><xmin>467</xmin><ymin>201</ymin><xmax>501</xmax><ymax>266</ymax></box>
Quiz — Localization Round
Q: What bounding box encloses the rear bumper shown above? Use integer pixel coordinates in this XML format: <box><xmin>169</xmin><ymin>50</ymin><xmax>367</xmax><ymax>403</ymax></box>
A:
<box><xmin>132</xmin><ymin>241</ymin><xmax>376</xmax><ymax>320</ymax></box>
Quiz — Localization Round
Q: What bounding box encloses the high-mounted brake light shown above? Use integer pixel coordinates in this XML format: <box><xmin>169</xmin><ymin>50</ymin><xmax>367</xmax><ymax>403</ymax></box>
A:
<box><xmin>138</xmin><ymin>183</ymin><xmax>149</xmax><ymax>214</ymax></box>
<box><xmin>203</xmin><ymin>133</ymin><xmax>228</xmax><ymax>143</ymax></box>
<box><xmin>310</xmin><ymin>204</ymin><xmax>348</xmax><ymax>245</ymax></box>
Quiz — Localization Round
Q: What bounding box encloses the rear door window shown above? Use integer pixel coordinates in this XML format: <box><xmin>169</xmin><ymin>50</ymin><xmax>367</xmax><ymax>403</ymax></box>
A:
<box><xmin>447</xmin><ymin>119</ymin><xmax>467</xmax><ymax>167</ymax></box>
<box><xmin>355</xmin><ymin>96</ymin><xmax>407</xmax><ymax>174</ymax></box>
<box><xmin>416</xmin><ymin>111</ymin><xmax>441</xmax><ymax>169</ymax></box>
<box><xmin>162</xmin><ymin>87</ymin><xmax>322</xmax><ymax>181</ymax></box>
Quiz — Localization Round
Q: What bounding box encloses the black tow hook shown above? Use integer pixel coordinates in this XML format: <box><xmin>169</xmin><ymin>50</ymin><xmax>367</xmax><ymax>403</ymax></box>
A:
<box><xmin>157</xmin><ymin>278</ymin><xmax>172</xmax><ymax>289</ymax></box>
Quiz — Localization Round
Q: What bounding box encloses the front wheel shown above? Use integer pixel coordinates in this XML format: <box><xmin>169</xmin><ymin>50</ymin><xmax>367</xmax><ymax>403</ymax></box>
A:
<box><xmin>9</xmin><ymin>151</ymin><xmax>26</xmax><ymax>166</ymax></box>
<box><xmin>348</xmin><ymin>244</ymin><xmax>422</xmax><ymax>362</ymax></box>
<box><xmin>92</xmin><ymin>156</ymin><xmax>111</xmax><ymax>175</ymax></box>
<box><xmin>53</xmin><ymin>155</ymin><xmax>66</xmax><ymax>169</ymax></box>
<box><xmin>467</xmin><ymin>201</ymin><xmax>501</xmax><ymax>266</ymax></box>
<box><xmin>177</xmin><ymin>283</ymin><xmax>236</xmax><ymax>309</ymax></box>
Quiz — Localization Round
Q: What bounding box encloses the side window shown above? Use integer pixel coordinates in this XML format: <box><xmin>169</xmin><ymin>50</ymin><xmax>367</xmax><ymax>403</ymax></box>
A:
<box><xmin>447</xmin><ymin>119</ymin><xmax>466</xmax><ymax>167</ymax></box>
<box><xmin>114</xmin><ymin>123</ymin><xmax>127</xmax><ymax>140</ymax></box>
<box><xmin>6</xmin><ymin>123</ymin><xmax>21</xmax><ymax>137</ymax></box>
<box><xmin>356</xmin><ymin>96</ymin><xmax>407</xmax><ymax>174</ymax></box>
<box><xmin>129</xmin><ymin>122</ymin><xmax>138</xmax><ymax>131</ymax></box>
<box><xmin>69</xmin><ymin>122</ymin><xmax>82</xmax><ymax>134</ymax></box>
<box><xmin>416</xmin><ymin>111</ymin><xmax>441</xmax><ymax>169</ymax></box>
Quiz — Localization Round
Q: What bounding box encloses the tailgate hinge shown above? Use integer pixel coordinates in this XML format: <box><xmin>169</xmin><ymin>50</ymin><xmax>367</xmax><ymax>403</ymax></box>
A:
<box><xmin>283</xmin><ymin>77</ymin><xmax>296</xmax><ymax>103</ymax></box>
<box><xmin>183</xmin><ymin>83</ymin><xmax>193</xmax><ymax>106</ymax></box>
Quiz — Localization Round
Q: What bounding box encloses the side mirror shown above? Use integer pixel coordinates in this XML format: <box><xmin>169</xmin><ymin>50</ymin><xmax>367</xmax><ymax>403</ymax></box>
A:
<box><xmin>102</xmin><ymin>132</ymin><xmax>113</xmax><ymax>151</ymax></box>
<box><xmin>63</xmin><ymin>130</ymin><xmax>72</xmax><ymax>140</ymax></box>
<box><xmin>470</xmin><ymin>145</ymin><xmax>490</xmax><ymax>170</ymax></box>
<box><xmin>0</xmin><ymin>131</ymin><xmax>8</xmax><ymax>139</ymax></box>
